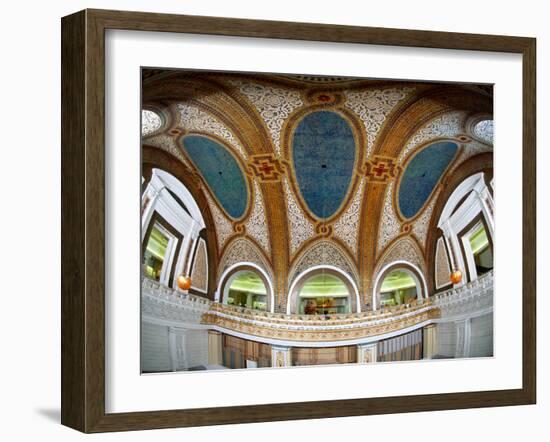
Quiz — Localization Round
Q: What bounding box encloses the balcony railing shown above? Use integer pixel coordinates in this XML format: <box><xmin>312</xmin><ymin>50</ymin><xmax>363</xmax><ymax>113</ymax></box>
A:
<box><xmin>432</xmin><ymin>269</ymin><xmax>493</xmax><ymax>319</ymax></box>
<box><xmin>141</xmin><ymin>277</ymin><xmax>211</xmax><ymax>325</ymax></box>
<box><xmin>141</xmin><ymin>270</ymin><xmax>493</xmax><ymax>342</ymax></box>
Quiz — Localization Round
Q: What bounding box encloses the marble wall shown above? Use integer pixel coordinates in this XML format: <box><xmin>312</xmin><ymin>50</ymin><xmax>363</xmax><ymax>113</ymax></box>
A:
<box><xmin>469</xmin><ymin>313</ymin><xmax>494</xmax><ymax>357</ymax></box>
<box><xmin>140</xmin><ymin>322</ymin><xmax>172</xmax><ymax>373</ymax></box>
<box><xmin>435</xmin><ymin>312</ymin><xmax>493</xmax><ymax>358</ymax></box>
<box><xmin>140</xmin><ymin>321</ymin><xmax>209</xmax><ymax>373</ymax></box>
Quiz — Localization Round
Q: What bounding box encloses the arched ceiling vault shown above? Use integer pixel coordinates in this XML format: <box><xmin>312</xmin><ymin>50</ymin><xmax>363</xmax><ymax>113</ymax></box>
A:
<box><xmin>142</xmin><ymin>70</ymin><xmax>493</xmax><ymax>311</ymax></box>
<box><xmin>143</xmin><ymin>74</ymin><xmax>291</xmax><ymax>304</ymax></box>
<box><xmin>425</xmin><ymin>152</ymin><xmax>493</xmax><ymax>294</ymax></box>
<box><xmin>357</xmin><ymin>87</ymin><xmax>492</xmax><ymax>307</ymax></box>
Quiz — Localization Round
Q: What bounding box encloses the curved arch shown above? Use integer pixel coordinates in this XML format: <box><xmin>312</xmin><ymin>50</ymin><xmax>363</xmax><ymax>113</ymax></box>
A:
<box><xmin>425</xmin><ymin>153</ymin><xmax>493</xmax><ymax>294</ymax></box>
<box><xmin>218</xmin><ymin>236</ymin><xmax>272</xmax><ymax>279</ymax></box>
<box><xmin>372</xmin><ymin>260</ymin><xmax>428</xmax><ymax>311</ymax></box>
<box><xmin>286</xmin><ymin>264</ymin><xmax>361</xmax><ymax>314</ymax></box>
<box><xmin>143</xmin><ymin>75</ymin><xmax>275</xmax><ymax>154</ymax></box>
<box><xmin>152</xmin><ymin>169</ymin><xmax>206</xmax><ymax>229</ymax></box>
<box><xmin>142</xmin><ymin>145</ymin><xmax>219</xmax><ymax>299</ymax></box>
<box><xmin>437</xmin><ymin>172</ymin><xmax>486</xmax><ymax>227</ymax></box>
<box><xmin>289</xmin><ymin>239</ymin><xmax>358</xmax><ymax>283</ymax></box>
<box><xmin>373</xmin><ymin>86</ymin><xmax>492</xmax><ymax>158</ymax></box>
<box><xmin>216</xmin><ymin>262</ymin><xmax>275</xmax><ymax>313</ymax></box>
<box><xmin>376</xmin><ymin>236</ymin><xmax>425</xmax><ymax>277</ymax></box>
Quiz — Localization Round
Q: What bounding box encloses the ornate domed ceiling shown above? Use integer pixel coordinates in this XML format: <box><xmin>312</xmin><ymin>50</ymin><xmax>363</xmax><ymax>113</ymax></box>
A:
<box><xmin>142</xmin><ymin>69</ymin><xmax>493</xmax><ymax>311</ymax></box>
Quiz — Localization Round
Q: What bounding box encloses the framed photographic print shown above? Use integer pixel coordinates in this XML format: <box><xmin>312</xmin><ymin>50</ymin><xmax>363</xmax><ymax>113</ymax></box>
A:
<box><xmin>61</xmin><ymin>9</ymin><xmax>536</xmax><ymax>433</ymax></box>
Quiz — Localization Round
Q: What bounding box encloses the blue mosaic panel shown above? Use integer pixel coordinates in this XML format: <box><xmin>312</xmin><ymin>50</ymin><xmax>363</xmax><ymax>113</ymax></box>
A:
<box><xmin>292</xmin><ymin>111</ymin><xmax>356</xmax><ymax>219</ymax></box>
<box><xmin>398</xmin><ymin>141</ymin><xmax>458</xmax><ymax>219</ymax></box>
<box><xmin>182</xmin><ymin>135</ymin><xmax>248</xmax><ymax>219</ymax></box>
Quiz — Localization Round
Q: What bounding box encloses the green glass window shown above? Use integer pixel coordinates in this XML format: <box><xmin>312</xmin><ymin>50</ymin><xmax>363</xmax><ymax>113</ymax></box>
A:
<box><xmin>298</xmin><ymin>273</ymin><xmax>350</xmax><ymax>315</ymax></box>
<box><xmin>469</xmin><ymin>223</ymin><xmax>493</xmax><ymax>276</ymax></box>
<box><xmin>380</xmin><ymin>269</ymin><xmax>418</xmax><ymax>307</ymax></box>
<box><xmin>143</xmin><ymin>224</ymin><xmax>169</xmax><ymax>281</ymax></box>
<box><xmin>227</xmin><ymin>270</ymin><xmax>267</xmax><ymax>311</ymax></box>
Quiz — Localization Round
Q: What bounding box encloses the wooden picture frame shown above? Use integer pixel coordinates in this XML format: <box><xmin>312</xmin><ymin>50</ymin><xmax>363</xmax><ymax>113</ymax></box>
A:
<box><xmin>61</xmin><ymin>9</ymin><xmax>536</xmax><ymax>433</ymax></box>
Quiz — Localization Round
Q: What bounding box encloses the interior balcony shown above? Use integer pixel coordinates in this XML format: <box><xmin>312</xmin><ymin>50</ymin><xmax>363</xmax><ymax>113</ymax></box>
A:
<box><xmin>141</xmin><ymin>270</ymin><xmax>493</xmax><ymax>371</ymax></box>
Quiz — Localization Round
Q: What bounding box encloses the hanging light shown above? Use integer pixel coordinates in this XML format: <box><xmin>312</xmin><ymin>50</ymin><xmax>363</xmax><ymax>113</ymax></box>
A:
<box><xmin>177</xmin><ymin>274</ymin><xmax>192</xmax><ymax>290</ymax></box>
<box><xmin>450</xmin><ymin>269</ymin><xmax>462</xmax><ymax>285</ymax></box>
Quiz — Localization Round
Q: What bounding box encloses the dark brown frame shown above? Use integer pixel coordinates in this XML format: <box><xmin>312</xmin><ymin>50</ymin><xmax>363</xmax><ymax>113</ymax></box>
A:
<box><xmin>61</xmin><ymin>9</ymin><xmax>536</xmax><ymax>433</ymax></box>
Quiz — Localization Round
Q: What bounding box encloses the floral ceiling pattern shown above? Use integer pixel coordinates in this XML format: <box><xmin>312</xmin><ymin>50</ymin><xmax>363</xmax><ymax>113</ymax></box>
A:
<box><xmin>142</xmin><ymin>71</ymin><xmax>493</xmax><ymax>309</ymax></box>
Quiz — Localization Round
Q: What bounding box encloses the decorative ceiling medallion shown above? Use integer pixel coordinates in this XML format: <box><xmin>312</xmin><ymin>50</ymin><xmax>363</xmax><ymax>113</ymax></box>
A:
<box><xmin>398</xmin><ymin>141</ymin><xmax>458</xmax><ymax>219</ymax></box>
<box><xmin>304</xmin><ymin>91</ymin><xmax>343</xmax><ymax>106</ymax></box>
<box><xmin>364</xmin><ymin>155</ymin><xmax>400</xmax><ymax>183</ymax></box>
<box><xmin>247</xmin><ymin>154</ymin><xmax>285</xmax><ymax>182</ymax></box>
<box><xmin>234</xmin><ymin>223</ymin><xmax>246</xmax><ymax>234</ymax></box>
<box><xmin>181</xmin><ymin>135</ymin><xmax>249</xmax><ymax>220</ymax></box>
<box><xmin>315</xmin><ymin>222</ymin><xmax>333</xmax><ymax>238</ymax></box>
<box><xmin>291</xmin><ymin>110</ymin><xmax>356</xmax><ymax>220</ymax></box>
<box><xmin>457</xmin><ymin>134</ymin><xmax>471</xmax><ymax>143</ymax></box>
<box><xmin>168</xmin><ymin>127</ymin><xmax>183</xmax><ymax>137</ymax></box>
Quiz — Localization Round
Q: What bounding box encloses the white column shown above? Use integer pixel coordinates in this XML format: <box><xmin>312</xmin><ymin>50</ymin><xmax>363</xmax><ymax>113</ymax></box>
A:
<box><xmin>141</xmin><ymin>185</ymin><xmax>161</xmax><ymax>240</ymax></box>
<box><xmin>168</xmin><ymin>327</ymin><xmax>188</xmax><ymax>371</ymax></box>
<box><xmin>442</xmin><ymin>220</ymin><xmax>467</xmax><ymax>287</ymax></box>
<box><xmin>423</xmin><ymin>324</ymin><xmax>438</xmax><ymax>359</ymax></box>
<box><xmin>454</xmin><ymin>319</ymin><xmax>471</xmax><ymax>358</ymax></box>
<box><xmin>357</xmin><ymin>343</ymin><xmax>378</xmax><ymax>364</ymax></box>
<box><xmin>208</xmin><ymin>330</ymin><xmax>223</xmax><ymax>366</ymax></box>
<box><xmin>475</xmin><ymin>188</ymin><xmax>494</xmax><ymax>238</ymax></box>
<box><xmin>173</xmin><ymin>220</ymin><xmax>201</xmax><ymax>289</ymax></box>
<box><xmin>271</xmin><ymin>346</ymin><xmax>292</xmax><ymax>367</ymax></box>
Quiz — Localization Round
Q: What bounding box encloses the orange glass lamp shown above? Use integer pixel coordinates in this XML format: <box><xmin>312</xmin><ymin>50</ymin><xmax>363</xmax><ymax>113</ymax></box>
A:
<box><xmin>450</xmin><ymin>269</ymin><xmax>463</xmax><ymax>285</ymax></box>
<box><xmin>177</xmin><ymin>275</ymin><xmax>192</xmax><ymax>290</ymax></box>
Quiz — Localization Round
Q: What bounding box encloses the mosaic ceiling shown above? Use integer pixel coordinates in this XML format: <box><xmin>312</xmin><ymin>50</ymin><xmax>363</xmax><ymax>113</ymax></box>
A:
<box><xmin>181</xmin><ymin>135</ymin><xmax>248</xmax><ymax>220</ymax></box>
<box><xmin>292</xmin><ymin>110</ymin><xmax>356</xmax><ymax>219</ymax></box>
<box><xmin>142</xmin><ymin>70</ymin><xmax>493</xmax><ymax>303</ymax></box>
<box><xmin>398</xmin><ymin>141</ymin><xmax>458</xmax><ymax>219</ymax></box>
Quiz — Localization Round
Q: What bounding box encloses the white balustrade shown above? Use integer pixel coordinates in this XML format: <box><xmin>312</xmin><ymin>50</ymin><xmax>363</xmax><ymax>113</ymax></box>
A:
<box><xmin>141</xmin><ymin>271</ymin><xmax>493</xmax><ymax>335</ymax></box>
